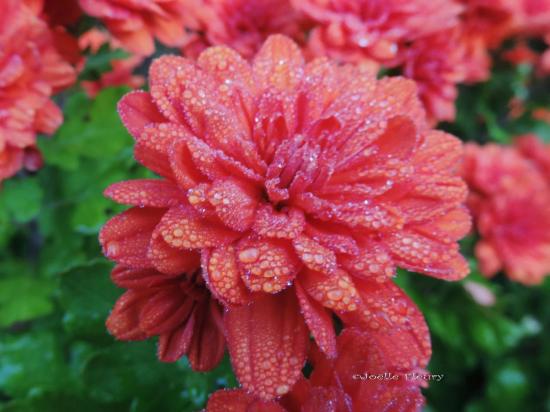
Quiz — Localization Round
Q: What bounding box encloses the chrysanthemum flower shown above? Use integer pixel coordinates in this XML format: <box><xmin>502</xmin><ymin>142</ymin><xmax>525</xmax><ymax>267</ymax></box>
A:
<box><xmin>0</xmin><ymin>0</ymin><xmax>76</xmax><ymax>182</ymax></box>
<box><xmin>180</xmin><ymin>0</ymin><xmax>309</xmax><ymax>59</ymax></box>
<box><xmin>105</xmin><ymin>263</ymin><xmax>225</xmax><ymax>369</ymax></box>
<box><xmin>402</xmin><ymin>29</ymin><xmax>466</xmax><ymax>123</ymax></box>
<box><xmin>464</xmin><ymin>143</ymin><xmax>550</xmax><ymax>284</ymax></box>
<box><xmin>78</xmin><ymin>0</ymin><xmax>188</xmax><ymax>56</ymax></box>
<box><xmin>293</xmin><ymin>0</ymin><xmax>462</xmax><ymax>65</ymax></box>
<box><xmin>207</xmin><ymin>327</ymin><xmax>427</xmax><ymax>411</ymax></box>
<box><xmin>100</xmin><ymin>35</ymin><xmax>470</xmax><ymax>399</ymax></box>
<box><xmin>458</xmin><ymin>0</ymin><xmax>520</xmax><ymax>82</ymax></box>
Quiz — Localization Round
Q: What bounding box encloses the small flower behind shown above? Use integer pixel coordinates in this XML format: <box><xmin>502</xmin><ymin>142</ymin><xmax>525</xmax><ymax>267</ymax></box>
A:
<box><xmin>0</xmin><ymin>0</ymin><xmax>76</xmax><ymax>183</ymax></box>
<box><xmin>100</xmin><ymin>35</ymin><xmax>470</xmax><ymax>401</ymax></box>
<box><xmin>464</xmin><ymin>141</ymin><xmax>550</xmax><ymax>285</ymax></box>
<box><xmin>78</xmin><ymin>0</ymin><xmax>189</xmax><ymax>56</ymax></box>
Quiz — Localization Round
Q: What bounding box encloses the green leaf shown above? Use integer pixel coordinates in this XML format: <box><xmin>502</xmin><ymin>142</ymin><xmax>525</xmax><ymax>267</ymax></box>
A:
<box><xmin>0</xmin><ymin>331</ymin><xmax>71</xmax><ymax>398</ymax></box>
<box><xmin>0</xmin><ymin>178</ymin><xmax>43</xmax><ymax>223</ymax></box>
<box><xmin>0</xmin><ymin>277</ymin><xmax>55</xmax><ymax>327</ymax></box>
<box><xmin>58</xmin><ymin>262</ymin><xmax>120</xmax><ymax>339</ymax></box>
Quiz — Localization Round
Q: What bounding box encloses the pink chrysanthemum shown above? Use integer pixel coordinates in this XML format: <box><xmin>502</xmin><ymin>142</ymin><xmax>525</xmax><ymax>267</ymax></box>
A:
<box><xmin>100</xmin><ymin>35</ymin><xmax>470</xmax><ymax>400</ymax></box>
<box><xmin>402</xmin><ymin>29</ymin><xmax>466</xmax><ymax>123</ymax></box>
<box><xmin>78</xmin><ymin>0</ymin><xmax>188</xmax><ymax>56</ymax></box>
<box><xmin>464</xmin><ymin>142</ymin><xmax>550</xmax><ymax>285</ymax></box>
<box><xmin>0</xmin><ymin>0</ymin><xmax>76</xmax><ymax>182</ymax></box>
<box><xmin>180</xmin><ymin>0</ymin><xmax>309</xmax><ymax>59</ymax></box>
<box><xmin>458</xmin><ymin>0</ymin><xmax>520</xmax><ymax>82</ymax></box>
<box><xmin>294</xmin><ymin>0</ymin><xmax>462</xmax><ymax>65</ymax></box>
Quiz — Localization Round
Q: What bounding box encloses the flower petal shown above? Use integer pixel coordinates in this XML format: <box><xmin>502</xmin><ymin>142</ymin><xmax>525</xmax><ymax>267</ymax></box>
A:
<box><xmin>158</xmin><ymin>312</ymin><xmax>195</xmax><ymax>362</ymax></box>
<box><xmin>135</xmin><ymin>123</ymin><xmax>186</xmax><ymax>178</ymax></box>
<box><xmin>104</xmin><ymin>179</ymin><xmax>186</xmax><ymax>208</ymax></box>
<box><xmin>157</xmin><ymin>205</ymin><xmax>239</xmax><ymax>249</ymax></box>
<box><xmin>340</xmin><ymin>238</ymin><xmax>395</xmax><ymax>281</ymax></box>
<box><xmin>384</xmin><ymin>229</ymin><xmax>469</xmax><ymax>280</ymax></box>
<box><xmin>187</xmin><ymin>299</ymin><xmax>225</xmax><ymax>371</ymax></box>
<box><xmin>148</xmin><ymin>231</ymin><xmax>201</xmax><ymax>275</ymax></box>
<box><xmin>106</xmin><ymin>290</ymin><xmax>148</xmax><ymax>341</ymax></box>
<box><xmin>293</xmin><ymin>234</ymin><xmax>337</xmax><ymax>275</ymax></box>
<box><xmin>339</xmin><ymin>279</ymin><xmax>432</xmax><ymax>369</ymax></box>
<box><xmin>140</xmin><ymin>289</ymin><xmax>194</xmax><ymax>336</ymax></box>
<box><xmin>237</xmin><ymin>237</ymin><xmax>301</xmax><ymax>293</ymax></box>
<box><xmin>117</xmin><ymin>90</ymin><xmax>166</xmax><ymax>139</ymax></box>
<box><xmin>224</xmin><ymin>290</ymin><xmax>309</xmax><ymax>400</ymax></box>
<box><xmin>203</xmin><ymin>246</ymin><xmax>250</xmax><ymax>306</ymax></box>
<box><xmin>253</xmin><ymin>205</ymin><xmax>305</xmax><ymax>239</ymax></box>
<box><xmin>111</xmin><ymin>266</ymin><xmax>177</xmax><ymax>289</ymax></box>
<box><xmin>295</xmin><ymin>281</ymin><xmax>337</xmax><ymax>359</ymax></box>
<box><xmin>99</xmin><ymin>207</ymin><xmax>165</xmax><ymax>268</ymax></box>
<box><xmin>300</xmin><ymin>269</ymin><xmax>361</xmax><ymax>312</ymax></box>
<box><xmin>207</xmin><ymin>178</ymin><xmax>260</xmax><ymax>232</ymax></box>
<box><xmin>253</xmin><ymin>35</ymin><xmax>304</xmax><ymax>91</ymax></box>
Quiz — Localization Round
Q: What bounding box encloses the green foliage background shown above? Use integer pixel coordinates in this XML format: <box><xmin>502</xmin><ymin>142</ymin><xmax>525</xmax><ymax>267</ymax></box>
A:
<box><xmin>1</xmin><ymin>48</ymin><xmax>549</xmax><ymax>412</ymax></box>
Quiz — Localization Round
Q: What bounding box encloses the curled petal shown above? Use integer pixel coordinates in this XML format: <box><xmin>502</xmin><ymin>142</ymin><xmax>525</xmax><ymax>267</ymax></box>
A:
<box><xmin>99</xmin><ymin>207</ymin><xmax>165</xmax><ymax>268</ymax></box>
<box><xmin>237</xmin><ymin>237</ymin><xmax>301</xmax><ymax>293</ymax></box>
<box><xmin>203</xmin><ymin>246</ymin><xmax>250</xmax><ymax>306</ymax></box>
<box><xmin>224</xmin><ymin>290</ymin><xmax>309</xmax><ymax>400</ymax></box>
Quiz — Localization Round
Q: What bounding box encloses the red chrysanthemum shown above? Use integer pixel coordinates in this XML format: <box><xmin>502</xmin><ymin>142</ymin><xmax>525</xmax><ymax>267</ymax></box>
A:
<box><xmin>105</xmin><ymin>262</ymin><xmax>225</xmax><ymax>369</ymax></box>
<box><xmin>180</xmin><ymin>0</ymin><xmax>309</xmax><ymax>59</ymax></box>
<box><xmin>207</xmin><ymin>327</ymin><xmax>427</xmax><ymax>411</ymax></box>
<box><xmin>458</xmin><ymin>0</ymin><xmax>520</xmax><ymax>82</ymax></box>
<box><xmin>79</xmin><ymin>29</ymin><xmax>145</xmax><ymax>98</ymax></box>
<box><xmin>402</xmin><ymin>29</ymin><xmax>466</xmax><ymax>123</ymax></box>
<box><xmin>100</xmin><ymin>35</ymin><xmax>470</xmax><ymax>400</ymax></box>
<box><xmin>78</xmin><ymin>0</ymin><xmax>188</xmax><ymax>56</ymax></box>
<box><xmin>464</xmin><ymin>142</ymin><xmax>550</xmax><ymax>285</ymax></box>
<box><xmin>294</xmin><ymin>0</ymin><xmax>462</xmax><ymax>65</ymax></box>
<box><xmin>0</xmin><ymin>0</ymin><xmax>76</xmax><ymax>182</ymax></box>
